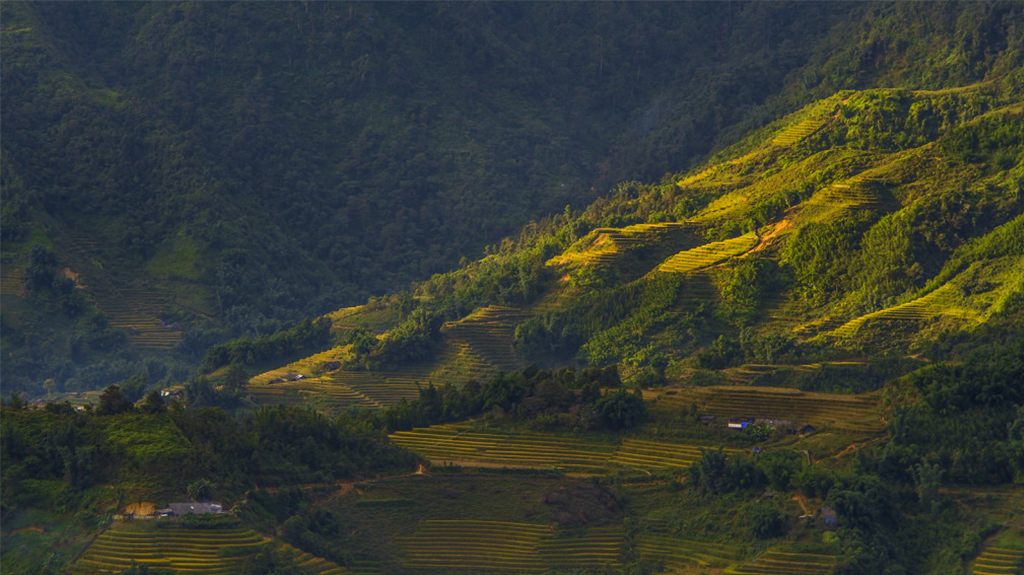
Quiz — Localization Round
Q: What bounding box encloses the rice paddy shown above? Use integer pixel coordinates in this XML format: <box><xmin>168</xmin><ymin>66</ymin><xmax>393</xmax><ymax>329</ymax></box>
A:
<box><xmin>549</xmin><ymin>223</ymin><xmax>692</xmax><ymax>269</ymax></box>
<box><xmin>658</xmin><ymin>385</ymin><xmax>882</xmax><ymax>433</ymax></box>
<box><xmin>772</xmin><ymin>117</ymin><xmax>827</xmax><ymax>147</ymax></box>
<box><xmin>658</xmin><ymin>233</ymin><xmax>758</xmax><ymax>274</ymax></box>
<box><xmin>441</xmin><ymin>305</ymin><xmax>529</xmax><ymax>370</ymax></box>
<box><xmin>276</xmin><ymin>542</ymin><xmax>350</xmax><ymax>575</ymax></box>
<box><xmin>970</xmin><ymin>547</ymin><xmax>1024</xmax><ymax>575</ymax></box>
<box><xmin>0</xmin><ymin>266</ymin><xmax>25</xmax><ymax>297</ymax></box>
<box><xmin>71</xmin><ymin>524</ymin><xmax>267</xmax><ymax>575</ymax></box>
<box><xmin>396</xmin><ymin>520</ymin><xmax>622</xmax><ymax>571</ymax></box>
<box><xmin>829</xmin><ymin>282</ymin><xmax>982</xmax><ymax>339</ymax></box>
<box><xmin>611</xmin><ymin>438</ymin><xmax>742</xmax><ymax>470</ymax></box>
<box><xmin>91</xmin><ymin>286</ymin><xmax>182</xmax><ymax>350</ymax></box>
<box><xmin>636</xmin><ymin>534</ymin><xmax>743</xmax><ymax>569</ymax></box>
<box><xmin>388</xmin><ymin>424</ymin><xmax>737</xmax><ymax>471</ymax></box>
<box><xmin>725</xmin><ymin>551</ymin><xmax>837</xmax><ymax>575</ymax></box>
<box><xmin>246</xmin><ymin>339</ymin><xmax>500</xmax><ymax>414</ymax></box>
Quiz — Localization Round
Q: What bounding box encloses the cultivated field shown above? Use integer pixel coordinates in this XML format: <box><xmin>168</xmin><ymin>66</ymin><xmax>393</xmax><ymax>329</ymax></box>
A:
<box><xmin>388</xmin><ymin>424</ymin><xmax>616</xmax><ymax>469</ymax></box>
<box><xmin>970</xmin><ymin>546</ymin><xmax>1024</xmax><ymax>575</ymax></box>
<box><xmin>636</xmin><ymin>533</ymin><xmax>742</xmax><ymax>569</ymax></box>
<box><xmin>658</xmin><ymin>234</ymin><xmax>758</xmax><ymax>274</ymax></box>
<box><xmin>0</xmin><ymin>266</ymin><xmax>25</xmax><ymax>298</ymax></box>
<box><xmin>72</xmin><ymin>524</ymin><xmax>267</xmax><ymax>574</ymax></box>
<box><xmin>658</xmin><ymin>386</ymin><xmax>882</xmax><ymax>433</ymax></box>
<box><xmin>772</xmin><ymin>116</ymin><xmax>827</xmax><ymax>147</ymax></box>
<box><xmin>441</xmin><ymin>305</ymin><xmax>529</xmax><ymax>370</ymax></box>
<box><xmin>612</xmin><ymin>438</ymin><xmax>741</xmax><ymax>470</ymax></box>
<box><xmin>277</xmin><ymin>542</ymin><xmax>350</xmax><ymax>575</ymax></box>
<box><xmin>549</xmin><ymin>222</ymin><xmax>691</xmax><ymax>269</ymax></box>
<box><xmin>829</xmin><ymin>282</ymin><xmax>981</xmax><ymax>339</ymax></box>
<box><xmin>397</xmin><ymin>520</ymin><xmax>622</xmax><ymax>571</ymax></box>
<box><xmin>246</xmin><ymin>339</ymin><xmax>501</xmax><ymax>414</ymax></box>
<box><xmin>389</xmin><ymin>424</ymin><xmax>737</xmax><ymax>471</ymax></box>
<box><xmin>725</xmin><ymin>551</ymin><xmax>837</xmax><ymax>575</ymax></box>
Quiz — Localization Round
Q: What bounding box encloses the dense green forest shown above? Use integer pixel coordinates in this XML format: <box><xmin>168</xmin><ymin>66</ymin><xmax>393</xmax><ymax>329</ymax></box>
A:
<box><xmin>4</xmin><ymin>1</ymin><xmax>1024</xmax><ymax>395</ymax></box>
<box><xmin>3</xmin><ymin>3</ymin><xmax>1024</xmax><ymax>575</ymax></box>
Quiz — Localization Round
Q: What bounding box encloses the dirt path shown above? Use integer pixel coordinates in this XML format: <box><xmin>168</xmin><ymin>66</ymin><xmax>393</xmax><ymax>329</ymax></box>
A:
<box><xmin>747</xmin><ymin>214</ymin><xmax>796</xmax><ymax>255</ymax></box>
<box><xmin>831</xmin><ymin>437</ymin><xmax>887</xmax><ymax>460</ymax></box>
<box><xmin>792</xmin><ymin>493</ymin><xmax>812</xmax><ymax>516</ymax></box>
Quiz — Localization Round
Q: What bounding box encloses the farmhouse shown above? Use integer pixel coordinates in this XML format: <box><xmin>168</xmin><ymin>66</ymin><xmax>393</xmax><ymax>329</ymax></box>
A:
<box><xmin>818</xmin><ymin>506</ymin><xmax>839</xmax><ymax>529</ymax></box>
<box><xmin>322</xmin><ymin>361</ymin><xmax>342</xmax><ymax>371</ymax></box>
<box><xmin>727</xmin><ymin>418</ymin><xmax>753</xmax><ymax>429</ymax></box>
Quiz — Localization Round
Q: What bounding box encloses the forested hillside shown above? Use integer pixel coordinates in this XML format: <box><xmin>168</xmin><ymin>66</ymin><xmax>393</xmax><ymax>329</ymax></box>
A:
<box><xmin>3</xmin><ymin>2</ymin><xmax>1023</xmax><ymax>396</ymax></box>
<box><xmin>3</xmin><ymin>4</ymin><xmax>1024</xmax><ymax>575</ymax></box>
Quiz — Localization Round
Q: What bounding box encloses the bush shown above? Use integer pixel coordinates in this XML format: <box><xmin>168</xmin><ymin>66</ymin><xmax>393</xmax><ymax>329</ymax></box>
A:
<box><xmin>747</xmin><ymin>503</ymin><xmax>787</xmax><ymax>539</ymax></box>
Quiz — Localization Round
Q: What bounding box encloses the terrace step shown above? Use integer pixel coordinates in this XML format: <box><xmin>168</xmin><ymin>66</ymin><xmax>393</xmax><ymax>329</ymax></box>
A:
<box><xmin>658</xmin><ymin>233</ymin><xmax>758</xmax><ymax>274</ymax></box>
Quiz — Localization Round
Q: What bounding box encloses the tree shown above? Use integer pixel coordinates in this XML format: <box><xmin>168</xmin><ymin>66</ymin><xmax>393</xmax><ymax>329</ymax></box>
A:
<box><xmin>595</xmin><ymin>389</ymin><xmax>647</xmax><ymax>430</ymax></box>
<box><xmin>25</xmin><ymin>244</ymin><xmax>57</xmax><ymax>292</ymax></box>
<box><xmin>97</xmin><ymin>385</ymin><xmax>133</xmax><ymax>416</ymax></box>
<box><xmin>223</xmin><ymin>364</ymin><xmax>249</xmax><ymax>392</ymax></box>
<box><xmin>140</xmin><ymin>389</ymin><xmax>166</xmax><ymax>414</ymax></box>
<box><xmin>483</xmin><ymin>372</ymin><xmax>526</xmax><ymax>411</ymax></box>
<box><xmin>184</xmin><ymin>377</ymin><xmax>219</xmax><ymax>409</ymax></box>
<box><xmin>689</xmin><ymin>447</ymin><xmax>729</xmax><ymax>494</ymax></box>
<box><xmin>119</xmin><ymin>374</ymin><xmax>149</xmax><ymax>403</ymax></box>
<box><xmin>913</xmin><ymin>461</ymin><xmax>942</xmax><ymax>514</ymax></box>
<box><xmin>187</xmin><ymin>477</ymin><xmax>214</xmax><ymax>501</ymax></box>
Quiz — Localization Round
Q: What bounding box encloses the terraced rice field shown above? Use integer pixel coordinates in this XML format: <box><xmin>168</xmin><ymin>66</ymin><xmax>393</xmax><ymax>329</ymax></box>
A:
<box><xmin>92</xmin><ymin>287</ymin><xmax>182</xmax><ymax>349</ymax></box>
<box><xmin>538</xmin><ymin>527</ymin><xmax>624</xmax><ymax>570</ymax></box>
<box><xmin>248</xmin><ymin>374</ymin><xmax>382</xmax><ymax>412</ymax></box>
<box><xmin>249</xmin><ymin>347</ymin><xmax>351</xmax><ymax>385</ymax></box>
<box><xmin>790</xmin><ymin>178</ymin><xmax>880</xmax><ymax>228</ymax></box>
<box><xmin>0</xmin><ymin>266</ymin><xmax>25</xmax><ymax>297</ymax></box>
<box><xmin>397</xmin><ymin>520</ymin><xmax>622</xmax><ymax>571</ymax></box>
<box><xmin>72</xmin><ymin>524</ymin><xmax>267</xmax><ymax>574</ymax></box>
<box><xmin>725</xmin><ymin>551</ymin><xmax>837</xmax><ymax>575</ymax></box>
<box><xmin>793</xmin><ymin>316</ymin><xmax>847</xmax><ymax>338</ymax></box>
<box><xmin>658</xmin><ymin>233</ymin><xmax>758</xmax><ymax>274</ymax></box>
<box><xmin>441</xmin><ymin>305</ymin><xmax>529</xmax><ymax>370</ymax></box>
<box><xmin>611</xmin><ymin>438</ymin><xmax>741</xmax><ymax>470</ymax></box>
<box><xmin>660</xmin><ymin>386</ymin><xmax>882</xmax><ymax>432</ymax></box>
<box><xmin>248</xmin><ymin>339</ymin><xmax>502</xmax><ymax>414</ymax></box>
<box><xmin>327</xmin><ymin>304</ymin><xmax>401</xmax><ymax>333</ymax></box>
<box><xmin>427</xmin><ymin>340</ymin><xmax>495</xmax><ymax>383</ymax></box>
<box><xmin>690</xmin><ymin>193</ymin><xmax>755</xmax><ymax>223</ymax></box>
<box><xmin>971</xmin><ymin>547</ymin><xmax>1024</xmax><ymax>575</ymax></box>
<box><xmin>636</xmin><ymin>534</ymin><xmax>742</xmax><ymax>569</ymax></box>
<box><xmin>277</xmin><ymin>542</ymin><xmax>350</xmax><ymax>575</ymax></box>
<box><xmin>772</xmin><ymin>117</ymin><xmax>827</xmax><ymax>147</ymax></box>
<box><xmin>550</xmin><ymin>223</ymin><xmax>691</xmax><ymax>268</ymax></box>
<box><xmin>829</xmin><ymin>282</ymin><xmax>981</xmax><ymax>339</ymax></box>
<box><xmin>388</xmin><ymin>424</ymin><xmax>616</xmax><ymax>469</ymax></box>
<box><xmin>816</xmin><ymin>182</ymin><xmax>879</xmax><ymax>207</ymax></box>
<box><xmin>390</xmin><ymin>424</ymin><xmax>734</xmax><ymax>471</ymax></box>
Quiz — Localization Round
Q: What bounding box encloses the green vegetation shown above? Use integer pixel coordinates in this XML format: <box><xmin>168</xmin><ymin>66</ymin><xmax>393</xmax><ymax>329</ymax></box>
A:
<box><xmin>4</xmin><ymin>4</ymin><xmax>1024</xmax><ymax>575</ymax></box>
<box><xmin>5</xmin><ymin>1</ymin><xmax>1024</xmax><ymax>398</ymax></box>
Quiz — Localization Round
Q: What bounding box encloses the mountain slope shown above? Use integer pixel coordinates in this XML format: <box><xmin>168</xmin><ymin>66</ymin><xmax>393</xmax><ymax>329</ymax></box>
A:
<box><xmin>3</xmin><ymin>2</ymin><xmax>1024</xmax><ymax>397</ymax></box>
<box><xmin>241</xmin><ymin>80</ymin><xmax>1024</xmax><ymax>411</ymax></box>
